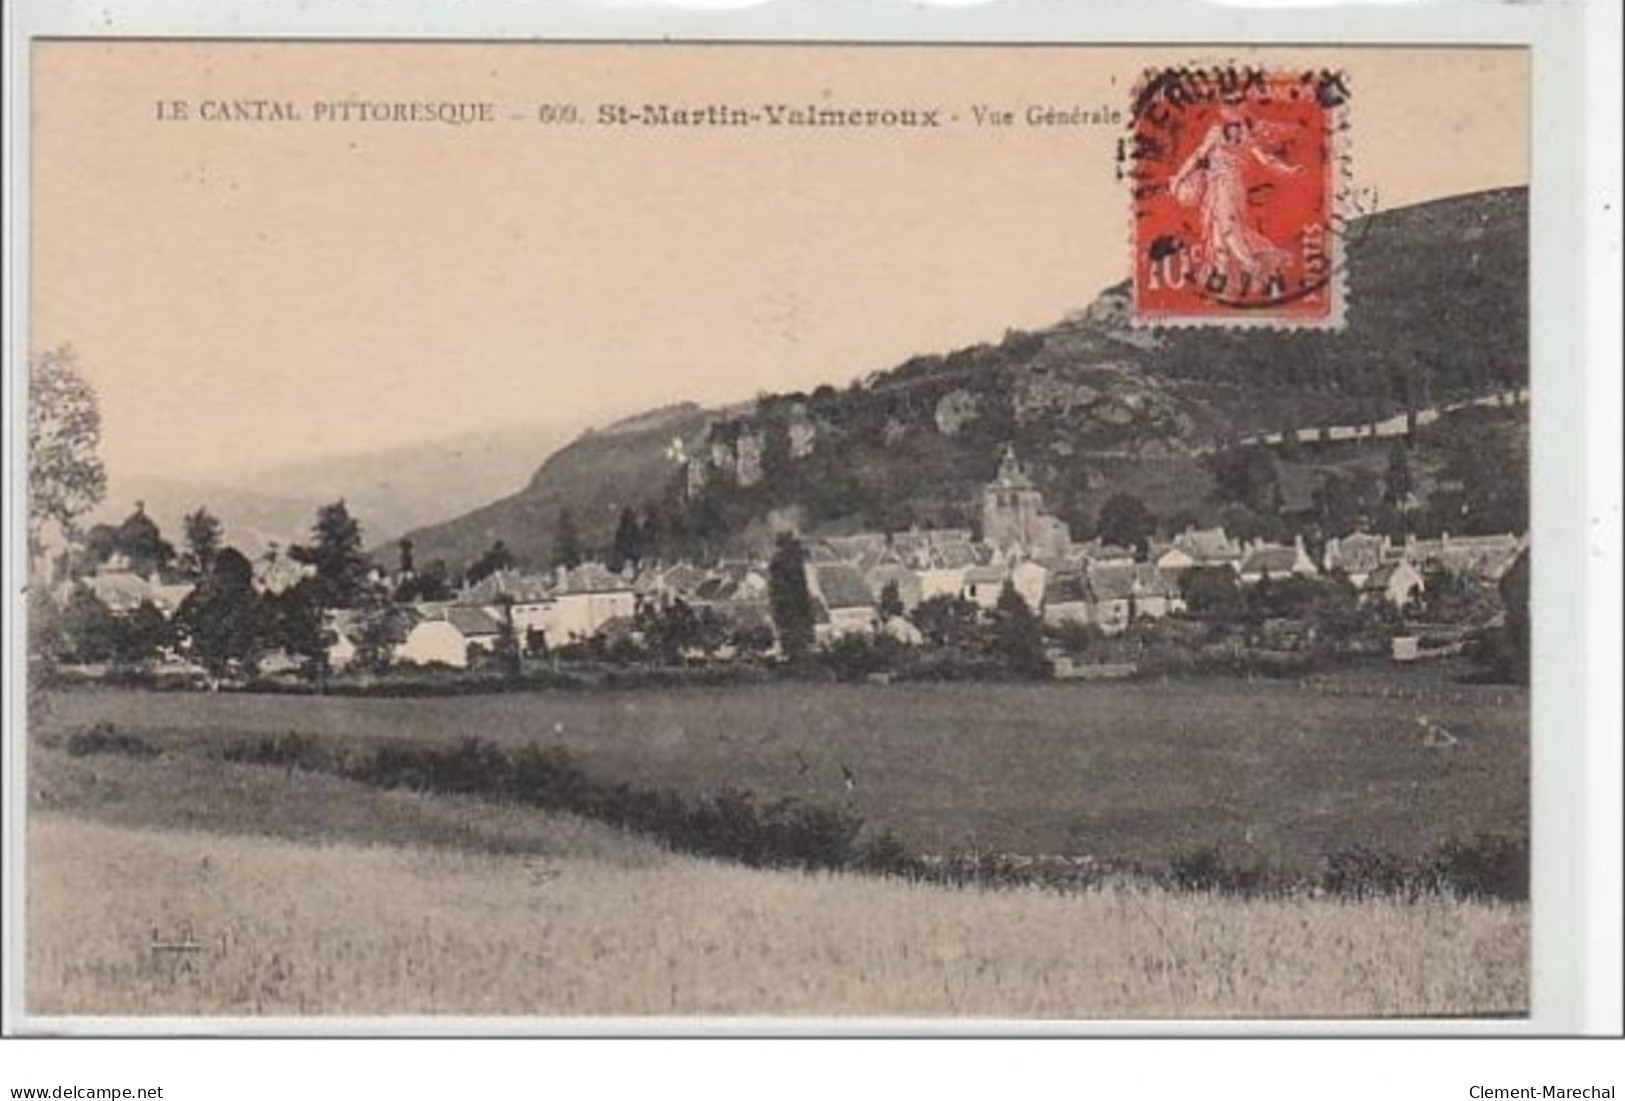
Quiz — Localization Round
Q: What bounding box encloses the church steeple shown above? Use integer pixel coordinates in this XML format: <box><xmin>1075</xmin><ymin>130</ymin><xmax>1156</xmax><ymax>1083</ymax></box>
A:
<box><xmin>996</xmin><ymin>444</ymin><xmax>1032</xmax><ymax>488</ymax></box>
<box><xmin>982</xmin><ymin>445</ymin><xmax>1056</xmax><ymax>555</ymax></box>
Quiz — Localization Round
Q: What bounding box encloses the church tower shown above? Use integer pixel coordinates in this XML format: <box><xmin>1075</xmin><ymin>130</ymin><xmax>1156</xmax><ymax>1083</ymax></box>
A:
<box><xmin>981</xmin><ymin>445</ymin><xmax>1047</xmax><ymax>554</ymax></box>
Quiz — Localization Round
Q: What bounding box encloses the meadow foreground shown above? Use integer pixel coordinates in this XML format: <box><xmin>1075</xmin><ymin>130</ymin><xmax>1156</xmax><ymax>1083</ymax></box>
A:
<box><xmin>27</xmin><ymin>677</ymin><xmax>1529</xmax><ymax>1019</ymax></box>
<box><xmin>43</xmin><ymin>673</ymin><xmax>1527</xmax><ymax>873</ymax></box>
<box><xmin>29</xmin><ymin>814</ymin><xmax>1527</xmax><ymax>1019</ymax></box>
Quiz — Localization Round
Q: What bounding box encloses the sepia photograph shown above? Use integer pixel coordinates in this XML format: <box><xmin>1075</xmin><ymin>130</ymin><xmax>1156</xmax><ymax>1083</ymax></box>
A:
<box><xmin>9</xmin><ymin>27</ymin><xmax>1577</xmax><ymax>1033</ymax></box>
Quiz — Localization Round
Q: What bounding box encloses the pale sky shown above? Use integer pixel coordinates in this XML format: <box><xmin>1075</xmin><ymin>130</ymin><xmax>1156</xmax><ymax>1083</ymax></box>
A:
<box><xmin>30</xmin><ymin>43</ymin><xmax>1528</xmax><ymax>479</ymax></box>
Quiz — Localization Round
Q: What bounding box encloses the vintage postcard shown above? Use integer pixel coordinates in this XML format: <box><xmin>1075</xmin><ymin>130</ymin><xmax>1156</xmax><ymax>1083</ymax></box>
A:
<box><xmin>5</xmin><ymin>1</ymin><xmax>1609</xmax><ymax>1042</ymax></box>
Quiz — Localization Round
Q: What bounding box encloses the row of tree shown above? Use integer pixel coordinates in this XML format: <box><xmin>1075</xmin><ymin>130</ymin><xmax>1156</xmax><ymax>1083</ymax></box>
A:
<box><xmin>459</xmin><ymin>497</ymin><xmax>743</xmax><ymax>583</ymax></box>
<box><xmin>49</xmin><ymin>496</ymin><xmax>389</xmax><ymax>681</ymax></box>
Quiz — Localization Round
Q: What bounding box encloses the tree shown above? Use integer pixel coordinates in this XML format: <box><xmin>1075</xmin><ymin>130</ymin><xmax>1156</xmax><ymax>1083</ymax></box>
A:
<box><xmin>420</xmin><ymin>559</ymin><xmax>454</xmax><ymax>601</ymax></box>
<box><xmin>1046</xmin><ymin>618</ymin><xmax>1099</xmax><ymax>657</ymax></box>
<box><xmin>59</xmin><ymin>587</ymin><xmax>173</xmax><ymax>669</ymax></box>
<box><xmin>174</xmin><ymin>547</ymin><xmax>267</xmax><ymax>682</ymax></box>
<box><xmin>1180</xmin><ymin>566</ymin><xmax>1245</xmax><ymax>619</ymax></box>
<box><xmin>877</xmin><ymin>579</ymin><xmax>906</xmax><ymax>622</ymax></box>
<box><xmin>638</xmin><ymin>597</ymin><xmax>701</xmax><ymax>665</ymax></box>
<box><xmin>1205</xmin><ymin>448</ymin><xmax>1279</xmax><ymax>515</ymax></box>
<box><xmin>761</xmin><ymin>419</ymin><xmax>795</xmax><ymax>487</ymax></box>
<box><xmin>683</xmin><ymin>486</ymin><xmax>732</xmax><ymax>560</ymax></box>
<box><xmin>27</xmin><ymin>587</ymin><xmax>67</xmax><ymax>702</ymax></box>
<box><xmin>467</xmin><ymin>539</ymin><xmax>516</xmax><ymax>585</ymax></box>
<box><xmin>398</xmin><ymin>558</ymin><xmax>454</xmax><ymax>604</ymax></box>
<box><xmin>639</xmin><ymin>505</ymin><xmax>667</xmax><ymax>565</ymax></box>
<box><xmin>118</xmin><ymin>503</ymin><xmax>175</xmax><ymax>576</ymax></box>
<box><xmin>823</xmin><ymin>632</ymin><xmax>901</xmax><ymax>681</ymax></box>
<box><xmin>79</xmin><ymin>523</ymin><xmax>123</xmax><ymax>571</ymax></box>
<box><xmin>291</xmin><ymin>501</ymin><xmax>371</xmax><ymax>609</ymax></box>
<box><xmin>1313</xmin><ymin>472</ymin><xmax>1357</xmax><ymax>536</ymax></box>
<box><xmin>729</xmin><ymin>621</ymin><xmax>776</xmax><ymax>659</ymax></box>
<box><xmin>767</xmin><ymin>533</ymin><xmax>816</xmax><ymax>663</ymax></box>
<box><xmin>1296</xmin><ymin>575</ymin><xmax>1386</xmax><ymax>652</ymax></box>
<box><xmin>1415</xmin><ymin>565</ymin><xmax>1497</xmax><ymax>626</ymax></box>
<box><xmin>1384</xmin><ymin>442</ymin><xmax>1413</xmax><ymax>508</ymax></box>
<box><xmin>27</xmin><ymin>346</ymin><xmax>107</xmax><ymax>571</ymax></box>
<box><xmin>1096</xmin><ymin>493</ymin><xmax>1156</xmax><ymax>558</ymax></box>
<box><xmin>693</xmin><ymin>606</ymin><xmax>729</xmax><ymax>658</ymax></box>
<box><xmin>1425</xmin><ymin>421</ymin><xmax>1527</xmax><ymax>537</ymax></box>
<box><xmin>609</xmin><ymin>507</ymin><xmax>643</xmax><ymax>572</ymax></box>
<box><xmin>1487</xmin><ymin>549</ymin><xmax>1531</xmax><ymax>685</ymax></box>
<box><xmin>991</xmin><ymin>581</ymin><xmax>1049</xmax><ymax>678</ymax></box>
<box><xmin>910</xmin><ymin>593</ymin><xmax>983</xmax><ymax>651</ymax></box>
<box><xmin>353</xmin><ymin>601</ymin><xmax>410</xmax><ymax>674</ymax></box>
<box><xmin>492</xmin><ymin>595</ymin><xmax>522</xmax><ymax>682</ymax></box>
<box><xmin>552</xmin><ymin>509</ymin><xmax>583</xmax><ymax>570</ymax></box>
<box><xmin>1251</xmin><ymin>574</ymin><xmax>1346</xmax><ymax>623</ymax></box>
<box><xmin>80</xmin><ymin>503</ymin><xmax>177</xmax><ymax>578</ymax></box>
<box><xmin>264</xmin><ymin>578</ymin><xmax>330</xmax><ymax>681</ymax></box>
<box><xmin>180</xmin><ymin>507</ymin><xmax>223</xmax><ymax>579</ymax></box>
<box><xmin>113</xmin><ymin>601</ymin><xmax>173</xmax><ymax>668</ymax></box>
<box><xmin>397</xmin><ymin>538</ymin><xmax>416</xmax><ymax>578</ymax></box>
<box><xmin>60</xmin><ymin>586</ymin><xmax>121</xmax><ymax>664</ymax></box>
<box><xmin>1218</xmin><ymin>502</ymin><xmax>1286</xmax><ymax>545</ymax></box>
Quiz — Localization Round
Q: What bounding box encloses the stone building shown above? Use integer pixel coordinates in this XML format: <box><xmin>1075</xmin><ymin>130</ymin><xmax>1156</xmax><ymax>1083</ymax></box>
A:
<box><xmin>980</xmin><ymin>446</ymin><xmax>1070</xmax><ymax>559</ymax></box>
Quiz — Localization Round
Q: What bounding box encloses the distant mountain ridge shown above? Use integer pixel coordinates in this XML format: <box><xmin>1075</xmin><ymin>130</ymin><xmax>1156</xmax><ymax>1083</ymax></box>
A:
<box><xmin>591</xmin><ymin>403</ymin><xmax>708</xmax><ymax>441</ymax></box>
<box><xmin>95</xmin><ymin>420</ymin><xmax>591</xmax><ymax>559</ymax></box>
<box><xmin>402</xmin><ymin>187</ymin><xmax>1527</xmax><ymax>571</ymax></box>
<box><xmin>412</xmin><ymin>405</ymin><xmax>719</xmax><ymax>569</ymax></box>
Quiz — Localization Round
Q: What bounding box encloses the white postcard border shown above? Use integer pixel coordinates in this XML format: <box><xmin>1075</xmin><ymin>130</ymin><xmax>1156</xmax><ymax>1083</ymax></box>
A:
<box><xmin>2</xmin><ymin>0</ymin><xmax>1613</xmax><ymax>1041</ymax></box>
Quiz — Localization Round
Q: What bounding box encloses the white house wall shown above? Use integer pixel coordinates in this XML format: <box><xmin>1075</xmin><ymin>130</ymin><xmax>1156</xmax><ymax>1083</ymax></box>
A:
<box><xmin>916</xmin><ymin>568</ymin><xmax>967</xmax><ymax>602</ymax></box>
<box><xmin>542</xmin><ymin>591</ymin><xmax>638</xmax><ymax>643</ymax></box>
<box><xmin>398</xmin><ymin>621</ymin><xmax>473</xmax><ymax>669</ymax></box>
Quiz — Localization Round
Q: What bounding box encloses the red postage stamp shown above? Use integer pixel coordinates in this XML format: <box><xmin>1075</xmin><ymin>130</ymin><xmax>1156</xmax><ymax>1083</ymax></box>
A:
<box><xmin>1126</xmin><ymin>66</ymin><xmax>1349</xmax><ymax>328</ymax></box>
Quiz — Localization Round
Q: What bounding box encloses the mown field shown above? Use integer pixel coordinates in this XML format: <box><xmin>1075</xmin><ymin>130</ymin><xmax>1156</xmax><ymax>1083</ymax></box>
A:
<box><xmin>38</xmin><ymin>671</ymin><xmax>1528</xmax><ymax>874</ymax></box>
<box><xmin>29</xmin><ymin>815</ymin><xmax>1527</xmax><ymax>1018</ymax></box>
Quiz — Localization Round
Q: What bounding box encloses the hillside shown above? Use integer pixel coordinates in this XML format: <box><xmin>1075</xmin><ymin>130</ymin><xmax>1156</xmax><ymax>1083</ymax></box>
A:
<box><xmin>403</xmin><ymin>404</ymin><xmax>712</xmax><ymax>570</ymax></box>
<box><xmin>404</xmin><ymin>187</ymin><xmax>1526</xmax><ymax>570</ymax></box>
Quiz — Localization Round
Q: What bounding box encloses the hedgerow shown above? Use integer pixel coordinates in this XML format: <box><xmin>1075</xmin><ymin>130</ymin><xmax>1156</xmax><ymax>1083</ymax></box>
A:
<box><xmin>205</xmin><ymin>728</ymin><xmax>1528</xmax><ymax>901</ymax></box>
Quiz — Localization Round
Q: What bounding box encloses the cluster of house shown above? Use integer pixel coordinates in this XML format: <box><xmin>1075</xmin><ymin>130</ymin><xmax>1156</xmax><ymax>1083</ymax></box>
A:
<box><xmin>53</xmin><ymin>565</ymin><xmax>197</xmax><ymax>619</ymax></box>
<box><xmin>60</xmin><ymin>448</ymin><xmax>1527</xmax><ymax>673</ymax></box>
<box><xmin>370</xmin><ymin>561</ymin><xmax>644</xmax><ymax>670</ymax></box>
<box><xmin>340</xmin><ymin>449</ymin><xmax>1524</xmax><ymax>669</ymax></box>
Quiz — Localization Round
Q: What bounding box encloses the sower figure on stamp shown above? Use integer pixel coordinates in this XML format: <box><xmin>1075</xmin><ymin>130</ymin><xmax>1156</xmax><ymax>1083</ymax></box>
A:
<box><xmin>1170</xmin><ymin>104</ymin><xmax>1304</xmax><ymax>290</ymax></box>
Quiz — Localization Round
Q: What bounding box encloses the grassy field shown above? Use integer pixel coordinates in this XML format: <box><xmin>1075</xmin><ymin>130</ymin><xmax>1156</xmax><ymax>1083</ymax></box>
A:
<box><xmin>31</xmin><ymin>735</ymin><xmax>666</xmax><ymax>868</ymax></box>
<box><xmin>39</xmin><ymin>672</ymin><xmax>1528</xmax><ymax>874</ymax></box>
<box><xmin>28</xmin><ymin>816</ymin><xmax>1527</xmax><ymax>1018</ymax></box>
<box><xmin>26</xmin><ymin>680</ymin><xmax>1530</xmax><ymax>1018</ymax></box>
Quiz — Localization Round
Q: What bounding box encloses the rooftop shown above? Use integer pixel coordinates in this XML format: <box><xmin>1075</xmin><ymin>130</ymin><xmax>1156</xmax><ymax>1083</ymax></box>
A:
<box><xmin>444</xmin><ymin>606</ymin><xmax>502</xmax><ymax>637</ymax></box>
<box><xmin>813</xmin><ymin>564</ymin><xmax>875</xmax><ymax>611</ymax></box>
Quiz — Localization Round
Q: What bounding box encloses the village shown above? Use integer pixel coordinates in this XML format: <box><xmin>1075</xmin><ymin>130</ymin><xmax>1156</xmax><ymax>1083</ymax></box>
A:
<box><xmin>50</xmin><ymin>445</ymin><xmax>1527</xmax><ymax>684</ymax></box>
